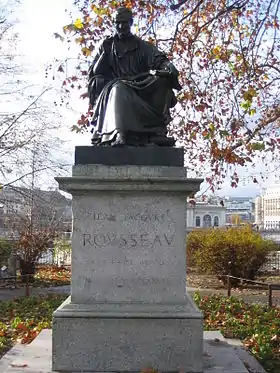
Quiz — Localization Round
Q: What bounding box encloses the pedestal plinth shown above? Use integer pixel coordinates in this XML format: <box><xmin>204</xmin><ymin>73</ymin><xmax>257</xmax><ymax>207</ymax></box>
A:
<box><xmin>52</xmin><ymin>147</ymin><xmax>204</xmax><ymax>372</ymax></box>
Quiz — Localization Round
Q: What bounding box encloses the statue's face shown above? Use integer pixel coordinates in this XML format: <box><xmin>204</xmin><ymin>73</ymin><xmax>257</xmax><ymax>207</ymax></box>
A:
<box><xmin>114</xmin><ymin>17</ymin><xmax>132</xmax><ymax>38</ymax></box>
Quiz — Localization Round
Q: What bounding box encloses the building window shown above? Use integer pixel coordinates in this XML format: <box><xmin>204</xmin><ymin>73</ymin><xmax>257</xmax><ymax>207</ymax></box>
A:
<box><xmin>214</xmin><ymin>216</ymin><xmax>219</xmax><ymax>227</ymax></box>
<box><xmin>203</xmin><ymin>214</ymin><xmax>212</xmax><ymax>228</ymax></box>
<box><xmin>195</xmin><ymin>216</ymin><xmax>201</xmax><ymax>227</ymax></box>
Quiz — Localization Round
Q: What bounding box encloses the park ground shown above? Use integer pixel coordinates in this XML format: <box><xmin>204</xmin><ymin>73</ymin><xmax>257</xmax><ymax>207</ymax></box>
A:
<box><xmin>1</xmin><ymin>267</ymin><xmax>280</xmax><ymax>373</ymax></box>
<box><xmin>1</xmin><ymin>267</ymin><xmax>280</xmax><ymax>306</ymax></box>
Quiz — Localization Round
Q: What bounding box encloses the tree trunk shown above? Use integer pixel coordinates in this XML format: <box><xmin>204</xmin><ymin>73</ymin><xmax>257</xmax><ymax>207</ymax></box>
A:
<box><xmin>19</xmin><ymin>260</ymin><xmax>35</xmax><ymax>283</ymax></box>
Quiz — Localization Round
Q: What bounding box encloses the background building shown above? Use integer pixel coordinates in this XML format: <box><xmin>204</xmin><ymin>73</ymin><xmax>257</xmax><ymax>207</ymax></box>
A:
<box><xmin>186</xmin><ymin>200</ymin><xmax>226</xmax><ymax>230</ymax></box>
<box><xmin>187</xmin><ymin>195</ymin><xmax>256</xmax><ymax>230</ymax></box>
<box><xmin>0</xmin><ymin>186</ymin><xmax>72</xmax><ymax>239</ymax></box>
<box><xmin>254</xmin><ymin>185</ymin><xmax>280</xmax><ymax>230</ymax></box>
<box><xmin>224</xmin><ymin>196</ymin><xmax>254</xmax><ymax>225</ymax></box>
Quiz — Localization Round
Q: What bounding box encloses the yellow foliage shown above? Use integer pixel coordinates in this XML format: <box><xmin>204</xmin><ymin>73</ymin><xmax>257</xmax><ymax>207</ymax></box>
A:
<box><xmin>187</xmin><ymin>226</ymin><xmax>277</xmax><ymax>281</ymax></box>
<box><xmin>73</xmin><ymin>18</ymin><xmax>84</xmax><ymax>30</ymax></box>
<box><xmin>90</xmin><ymin>5</ymin><xmax>108</xmax><ymax>15</ymax></box>
<box><xmin>81</xmin><ymin>47</ymin><xmax>92</xmax><ymax>57</ymax></box>
<box><xmin>243</xmin><ymin>87</ymin><xmax>257</xmax><ymax>101</ymax></box>
<box><xmin>211</xmin><ymin>46</ymin><xmax>221</xmax><ymax>58</ymax></box>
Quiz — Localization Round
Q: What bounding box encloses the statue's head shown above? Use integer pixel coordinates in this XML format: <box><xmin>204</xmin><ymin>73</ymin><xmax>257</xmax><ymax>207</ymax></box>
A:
<box><xmin>113</xmin><ymin>7</ymin><xmax>133</xmax><ymax>38</ymax></box>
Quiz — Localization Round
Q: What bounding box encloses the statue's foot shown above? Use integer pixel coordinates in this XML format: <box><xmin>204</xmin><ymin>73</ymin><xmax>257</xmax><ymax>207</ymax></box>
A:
<box><xmin>111</xmin><ymin>139</ymin><xmax>126</xmax><ymax>147</ymax></box>
<box><xmin>148</xmin><ymin>134</ymin><xmax>175</xmax><ymax>147</ymax></box>
<box><xmin>111</xmin><ymin>133</ymin><xmax>126</xmax><ymax>147</ymax></box>
<box><xmin>112</xmin><ymin>132</ymin><xmax>150</xmax><ymax>147</ymax></box>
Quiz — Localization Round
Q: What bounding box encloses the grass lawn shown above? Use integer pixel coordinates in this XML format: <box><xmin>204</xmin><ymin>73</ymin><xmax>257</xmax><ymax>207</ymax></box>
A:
<box><xmin>0</xmin><ymin>293</ymin><xmax>279</xmax><ymax>372</ymax></box>
<box><xmin>0</xmin><ymin>294</ymin><xmax>67</xmax><ymax>357</ymax></box>
<box><xmin>194</xmin><ymin>292</ymin><xmax>280</xmax><ymax>373</ymax></box>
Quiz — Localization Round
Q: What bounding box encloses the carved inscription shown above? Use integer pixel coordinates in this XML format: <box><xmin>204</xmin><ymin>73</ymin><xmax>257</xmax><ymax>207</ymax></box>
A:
<box><xmin>81</xmin><ymin>255</ymin><xmax>168</xmax><ymax>272</ymax></box>
<box><xmin>82</xmin><ymin>232</ymin><xmax>175</xmax><ymax>248</ymax></box>
<box><xmin>91</xmin><ymin>212</ymin><xmax>116</xmax><ymax>222</ymax></box>
<box><xmin>76</xmin><ymin>275</ymin><xmax>172</xmax><ymax>290</ymax></box>
<box><xmin>81</xmin><ymin>209</ymin><xmax>174</xmax><ymax>224</ymax></box>
<box><xmin>112</xmin><ymin>277</ymin><xmax>173</xmax><ymax>286</ymax></box>
<box><xmin>87</xmin><ymin>256</ymin><xmax>133</xmax><ymax>265</ymax></box>
<box><xmin>82</xmin><ymin>257</ymin><xmax>166</xmax><ymax>267</ymax></box>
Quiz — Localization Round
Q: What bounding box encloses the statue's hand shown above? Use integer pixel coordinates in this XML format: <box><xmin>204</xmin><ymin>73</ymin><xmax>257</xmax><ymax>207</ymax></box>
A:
<box><xmin>160</xmin><ymin>62</ymin><xmax>182</xmax><ymax>91</ymax></box>
<box><xmin>162</xmin><ymin>61</ymin><xmax>179</xmax><ymax>77</ymax></box>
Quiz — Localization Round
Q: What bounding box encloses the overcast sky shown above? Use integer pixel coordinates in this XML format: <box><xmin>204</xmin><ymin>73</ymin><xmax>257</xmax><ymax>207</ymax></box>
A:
<box><xmin>9</xmin><ymin>0</ymin><xmax>279</xmax><ymax>197</ymax></box>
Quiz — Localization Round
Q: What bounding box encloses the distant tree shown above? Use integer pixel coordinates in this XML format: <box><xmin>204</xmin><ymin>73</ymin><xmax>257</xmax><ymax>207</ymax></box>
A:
<box><xmin>54</xmin><ymin>0</ymin><xmax>280</xmax><ymax>190</ymax></box>
<box><xmin>0</xmin><ymin>238</ymin><xmax>13</xmax><ymax>266</ymax></box>
<box><xmin>16</xmin><ymin>229</ymin><xmax>56</xmax><ymax>281</ymax></box>
<box><xmin>0</xmin><ymin>1</ymin><xmax>70</xmax><ymax>187</ymax></box>
<box><xmin>3</xmin><ymin>187</ymin><xmax>71</xmax><ymax>281</ymax></box>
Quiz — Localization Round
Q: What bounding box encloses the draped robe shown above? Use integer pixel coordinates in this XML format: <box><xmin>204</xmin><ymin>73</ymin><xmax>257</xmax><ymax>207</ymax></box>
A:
<box><xmin>88</xmin><ymin>34</ymin><xmax>179</xmax><ymax>145</ymax></box>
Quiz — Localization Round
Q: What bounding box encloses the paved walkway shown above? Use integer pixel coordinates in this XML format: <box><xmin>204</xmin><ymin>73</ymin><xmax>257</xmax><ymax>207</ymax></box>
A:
<box><xmin>0</xmin><ymin>285</ymin><xmax>280</xmax><ymax>306</ymax></box>
<box><xmin>0</xmin><ymin>285</ymin><xmax>70</xmax><ymax>301</ymax></box>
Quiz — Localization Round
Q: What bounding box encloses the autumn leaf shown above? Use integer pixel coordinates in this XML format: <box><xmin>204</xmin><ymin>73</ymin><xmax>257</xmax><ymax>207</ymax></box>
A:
<box><xmin>211</xmin><ymin>45</ymin><xmax>222</xmax><ymax>59</ymax></box>
<box><xmin>251</xmin><ymin>142</ymin><xmax>265</xmax><ymax>151</ymax></box>
<box><xmin>10</xmin><ymin>363</ymin><xmax>28</xmax><ymax>368</ymax></box>
<box><xmin>73</xmin><ymin>18</ymin><xmax>84</xmax><ymax>30</ymax></box>
<box><xmin>81</xmin><ymin>47</ymin><xmax>92</xmax><ymax>57</ymax></box>
<box><xmin>240</xmin><ymin>101</ymin><xmax>252</xmax><ymax>111</ymax></box>
<box><xmin>75</xmin><ymin>37</ymin><xmax>85</xmax><ymax>44</ymax></box>
<box><xmin>243</xmin><ymin>87</ymin><xmax>257</xmax><ymax>101</ymax></box>
<box><xmin>16</xmin><ymin>323</ymin><xmax>28</xmax><ymax>331</ymax></box>
<box><xmin>90</xmin><ymin>5</ymin><xmax>107</xmax><ymax>16</ymax></box>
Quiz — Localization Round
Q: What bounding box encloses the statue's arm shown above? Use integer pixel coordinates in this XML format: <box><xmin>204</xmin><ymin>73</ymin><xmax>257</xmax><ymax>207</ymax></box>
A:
<box><xmin>88</xmin><ymin>43</ymin><xmax>105</xmax><ymax>83</ymax></box>
<box><xmin>147</xmin><ymin>43</ymin><xmax>182</xmax><ymax>90</ymax></box>
<box><xmin>88</xmin><ymin>40</ymin><xmax>112</xmax><ymax>106</ymax></box>
<box><xmin>160</xmin><ymin>60</ymin><xmax>182</xmax><ymax>91</ymax></box>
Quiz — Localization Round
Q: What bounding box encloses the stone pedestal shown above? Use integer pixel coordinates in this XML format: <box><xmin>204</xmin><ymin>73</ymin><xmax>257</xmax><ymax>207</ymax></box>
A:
<box><xmin>52</xmin><ymin>147</ymin><xmax>204</xmax><ymax>372</ymax></box>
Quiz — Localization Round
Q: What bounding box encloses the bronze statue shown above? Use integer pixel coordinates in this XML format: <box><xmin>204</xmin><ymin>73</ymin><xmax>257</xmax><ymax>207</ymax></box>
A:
<box><xmin>88</xmin><ymin>7</ymin><xmax>181</xmax><ymax>147</ymax></box>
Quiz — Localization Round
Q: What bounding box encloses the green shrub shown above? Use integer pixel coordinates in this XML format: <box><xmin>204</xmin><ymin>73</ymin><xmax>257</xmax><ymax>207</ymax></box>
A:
<box><xmin>187</xmin><ymin>226</ymin><xmax>277</xmax><ymax>283</ymax></box>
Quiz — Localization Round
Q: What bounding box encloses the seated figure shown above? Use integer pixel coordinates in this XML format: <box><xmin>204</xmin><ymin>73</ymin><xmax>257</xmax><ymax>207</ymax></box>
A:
<box><xmin>88</xmin><ymin>7</ymin><xmax>181</xmax><ymax>147</ymax></box>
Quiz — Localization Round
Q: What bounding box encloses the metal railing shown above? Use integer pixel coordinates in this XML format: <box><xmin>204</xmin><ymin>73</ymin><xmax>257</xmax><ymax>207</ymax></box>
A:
<box><xmin>224</xmin><ymin>275</ymin><xmax>280</xmax><ymax>307</ymax></box>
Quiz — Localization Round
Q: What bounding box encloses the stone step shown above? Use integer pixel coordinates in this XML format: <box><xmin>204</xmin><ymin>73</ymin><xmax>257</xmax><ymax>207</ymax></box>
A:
<box><xmin>0</xmin><ymin>329</ymin><xmax>268</xmax><ymax>373</ymax></box>
<box><xmin>0</xmin><ymin>345</ymin><xmax>28</xmax><ymax>373</ymax></box>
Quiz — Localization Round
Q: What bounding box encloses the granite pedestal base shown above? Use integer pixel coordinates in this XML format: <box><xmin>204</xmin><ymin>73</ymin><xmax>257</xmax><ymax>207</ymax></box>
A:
<box><xmin>53</xmin><ymin>148</ymin><xmax>204</xmax><ymax>373</ymax></box>
<box><xmin>52</xmin><ymin>297</ymin><xmax>203</xmax><ymax>372</ymax></box>
<box><xmin>74</xmin><ymin>146</ymin><xmax>184</xmax><ymax>167</ymax></box>
<box><xmin>3</xmin><ymin>330</ymin><xmax>266</xmax><ymax>373</ymax></box>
